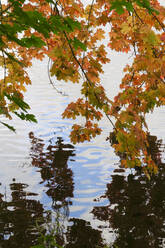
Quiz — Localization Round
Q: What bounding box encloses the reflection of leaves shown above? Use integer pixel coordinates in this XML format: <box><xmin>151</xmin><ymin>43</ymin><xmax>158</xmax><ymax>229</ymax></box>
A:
<box><xmin>92</xmin><ymin>135</ymin><xmax>165</xmax><ymax>248</ymax></box>
<box><xmin>0</xmin><ymin>181</ymin><xmax>44</xmax><ymax>247</ymax></box>
<box><xmin>29</xmin><ymin>134</ymin><xmax>75</xmax><ymax>211</ymax></box>
<box><xmin>31</xmin><ymin>212</ymin><xmax>64</xmax><ymax>248</ymax></box>
<box><xmin>66</xmin><ymin>218</ymin><xmax>104</xmax><ymax>248</ymax></box>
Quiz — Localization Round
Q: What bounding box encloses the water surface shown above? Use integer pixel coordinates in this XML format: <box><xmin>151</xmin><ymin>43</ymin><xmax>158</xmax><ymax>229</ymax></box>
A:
<box><xmin>0</xmin><ymin>53</ymin><xmax>165</xmax><ymax>247</ymax></box>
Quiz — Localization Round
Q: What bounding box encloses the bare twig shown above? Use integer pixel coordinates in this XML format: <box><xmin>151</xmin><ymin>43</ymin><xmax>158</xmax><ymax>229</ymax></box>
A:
<box><xmin>47</xmin><ymin>58</ymin><xmax>68</xmax><ymax>96</ymax></box>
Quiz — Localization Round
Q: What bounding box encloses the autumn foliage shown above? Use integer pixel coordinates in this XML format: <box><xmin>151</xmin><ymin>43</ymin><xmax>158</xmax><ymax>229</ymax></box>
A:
<box><xmin>0</xmin><ymin>0</ymin><xmax>165</xmax><ymax>176</ymax></box>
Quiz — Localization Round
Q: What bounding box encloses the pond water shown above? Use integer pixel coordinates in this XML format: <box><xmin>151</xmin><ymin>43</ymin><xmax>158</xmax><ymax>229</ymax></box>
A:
<box><xmin>0</xmin><ymin>50</ymin><xmax>165</xmax><ymax>248</ymax></box>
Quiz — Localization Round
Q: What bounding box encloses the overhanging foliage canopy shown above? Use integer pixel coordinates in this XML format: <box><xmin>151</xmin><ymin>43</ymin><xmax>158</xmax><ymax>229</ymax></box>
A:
<box><xmin>0</xmin><ymin>0</ymin><xmax>165</xmax><ymax>176</ymax></box>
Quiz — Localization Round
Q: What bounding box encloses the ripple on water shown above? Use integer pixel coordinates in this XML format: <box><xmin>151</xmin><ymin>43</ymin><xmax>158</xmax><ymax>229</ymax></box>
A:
<box><xmin>0</xmin><ymin>58</ymin><xmax>165</xmax><ymax>246</ymax></box>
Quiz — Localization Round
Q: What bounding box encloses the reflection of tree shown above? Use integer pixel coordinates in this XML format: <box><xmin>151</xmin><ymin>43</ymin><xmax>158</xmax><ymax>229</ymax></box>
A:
<box><xmin>29</xmin><ymin>132</ymin><xmax>75</xmax><ymax>216</ymax></box>
<box><xmin>0</xmin><ymin>181</ymin><xmax>44</xmax><ymax>248</ymax></box>
<box><xmin>0</xmin><ymin>133</ymin><xmax>76</xmax><ymax>248</ymax></box>
<box><xmin>92</xmin><ymin>134</ymin><xmax>165</xmax><ymax>248</ymax></box>
<box><xmin>29</xmin><ymin>133</ymin><xmax>106</xmax><ymax>247</ymax></box>
<box><xmin>65</xmin><ymin>218</ymin><xmax>104</xmax><ymax>248</ymax></box>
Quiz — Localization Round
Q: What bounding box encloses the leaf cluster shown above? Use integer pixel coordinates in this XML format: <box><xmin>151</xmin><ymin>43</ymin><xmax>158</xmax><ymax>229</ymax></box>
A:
<box><xmin>110</xmin><ymin>0</ymin><xmax>159</xmax><ymax>15</ymax></box>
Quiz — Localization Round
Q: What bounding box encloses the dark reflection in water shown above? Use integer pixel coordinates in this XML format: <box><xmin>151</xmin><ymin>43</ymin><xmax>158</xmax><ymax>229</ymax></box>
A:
<box><xmin>1</xmin><ymin>132</ymin><xmax>165</xmax><ymax>248</ymax></box>
<box><xmin>29</xmin><ymin>133</ymin><xmax>105</xmax><ymax>248</ymax></box>
<box><xmin>0</xmin><ymin>181</ymin><xmax>104</xmax><ymax>248</ymax></box>
<box><xmin>0</xmin><ymin>131</ymin><xmax>105</xmax><ymax>248</ymax></box>
<box><xmin>0</xmin><ymin>133</ymin><xmax>77</xmax><ymax>247</ymax></box>
<box><xmin>65</xmin><ymin>218</ymin><xmax>104</xmax><ymax>248</ymax></box>
<box><xmin>0</xmin><ymin>181</ymin><xmax>44</xmax><ymax>248</ymax></box>
<box><xmin>29</xmin><ymin>132</ymin><xmax>75</xmax><ymax>216</ymax></box>
<box><xmin>92</xmin><ymin>134</ymin><xmax>165</xmax><ymax>248</ymax></box>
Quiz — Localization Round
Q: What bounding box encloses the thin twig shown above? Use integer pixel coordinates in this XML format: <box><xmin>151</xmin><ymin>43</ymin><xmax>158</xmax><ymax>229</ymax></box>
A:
<box><xmin>2</xmin><ymin>50</ymin><xmax>7</xmax><ymax>88</ymax></box>
<box><xmin>133</xmin><ymin>7</ymin><xmax>144</xmax><ymax>24</ymax></box>
<box><xmin>0</xmin><ymin>2</ymin><xmax>15</xmax><ymax>15</ymax></box>
<box><xmin>151</xmin><ymin>12</ymin><xmax>165</xmax><ymax>32</ymax></box>
<box><xmin>132</xmin><ymin>13</ymin><xmax>137</xmax><ymax>56</ymax></box>
<box><xmin>0</xmin><ymin>0</ymin><xmax>7</xmax><ymax>92</ymax></box>
<box><xmin>47</xmin><ymin>58</ymin><xmax>68</xmax><ymax>96</ymax></box>
<box><xmin>82</xmin><ymin>0</ymin><xmax>95</xmax><ymax>66</ymax></box>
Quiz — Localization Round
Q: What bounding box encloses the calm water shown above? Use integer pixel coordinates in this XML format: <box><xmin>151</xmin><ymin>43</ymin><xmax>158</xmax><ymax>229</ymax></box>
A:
<box><xmin>0</xmin><ymin>51</ymin><xmax>165</xmax><ymax>247</ymax></box>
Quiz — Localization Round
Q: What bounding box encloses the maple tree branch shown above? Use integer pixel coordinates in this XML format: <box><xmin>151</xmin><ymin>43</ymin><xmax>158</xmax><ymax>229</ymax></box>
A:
<box><xmin>53</xmin><ymin>4</ymin><xmax>92</xmax><ymax>84</ymax></box>
<box><xmin>1</xmin><ymin>50</ymin><xmax>6</xmax><ymax>87</ymax></box>
<box><xmin>83</xmin><ymin>0</ymin><xmax>94</xmax><ymax>121</ymax></box>
<box><xmin>63</xmin><ymin>32</ymin><xmax>117</xmax><ymax>129</ymax></box>
<box><xmin>137</xmin><ymin>81</ymin><xmax>145</xmax><ymax>89</ymax></box>
<box><xmin>151</xmin><ymin>12</ymin><xmax>165</xmax><ymax>32</ymax></box>
<box><xmin>0</xmin><ymin>1</ymin><xmax>7</xmax><ymax>89</ymax></box>
<box><xmin>52</xmin><ymin>1</ymin><xmax>116</xmax><ymax>130</ymax></box>
<box><xmin>87</xmin><ymin>0</ymin><xmax>95</xmax><ymax>30</ymax></box>
<box><xmin>132</xmin><ymin>14</ymin><xmax>137</xmax><ymax>56</ymax></box>
<box><xmin>0</xmin><ymin>5</ymin><xmax>10</xmax><ymax>15</ymax></box>
<box><xmin>0</xmin><ymin>1</ymin><xmax>15</xmax><ymax>15</ymax></box>
<box><xmin>154</xmin><ymin>72</ymin><xmax>165</xmax><ymax>84</ymax></box>
<box><xmin>82</xmin><ymin>0</ymin><xmax>95</xmax><ymax>66</ymax></box>
<box><xmin>133</xmin><ymin>7</ymin><xmax>144</xmax><ymax>24</ymax></box>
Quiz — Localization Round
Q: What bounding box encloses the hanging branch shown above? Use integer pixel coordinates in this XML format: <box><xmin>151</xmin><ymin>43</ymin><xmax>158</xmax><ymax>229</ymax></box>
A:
<box><xmin>51</xmin><ymin>0</ymin><xmax>116</xmax><ymax>130</ymax></box>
